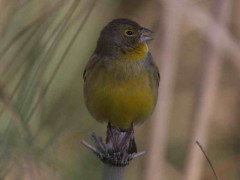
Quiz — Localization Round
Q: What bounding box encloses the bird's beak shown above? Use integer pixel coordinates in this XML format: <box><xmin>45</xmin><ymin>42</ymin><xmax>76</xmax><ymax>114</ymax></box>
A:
<box><xmin>140</xmin><ymin>27</ymin><xmax>153</xmax><ymax>42</ymax></box>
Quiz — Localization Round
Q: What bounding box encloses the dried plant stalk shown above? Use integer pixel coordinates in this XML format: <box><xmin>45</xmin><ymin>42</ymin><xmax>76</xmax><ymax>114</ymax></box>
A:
<box><xmin>184</xmin><ymin>0</ymin><xmax>232</xmax><ymax>180</ymax></box>
<box><xmin>81</xmin><ymin>132</ymin><xmax>145</xmax><ymax>180</ymax></box>
<box><xmin>143</xmin><ymin>0</ymin><xmax>182</xmax><ymax>179</ymax></box>
<box><xmin>181</xmin><ymin>0</ymin><xmax>240</xmax><ymax>72</ymax></box>
<box><xmin>102</xmin><ymin>165</ymin><xmax>126</xmax><ymax>180</ymax></box>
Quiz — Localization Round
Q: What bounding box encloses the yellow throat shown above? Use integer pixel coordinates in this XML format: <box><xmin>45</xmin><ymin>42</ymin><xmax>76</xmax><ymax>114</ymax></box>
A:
<box><xmin>121</xmin><ymin>42</ymin><xmax>148</xmax><ymax>60</ymax></box>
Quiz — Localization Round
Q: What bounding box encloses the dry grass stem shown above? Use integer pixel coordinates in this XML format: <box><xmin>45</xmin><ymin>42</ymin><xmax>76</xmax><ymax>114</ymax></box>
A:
<box><xmin>0</xmin><ymin>85</ymin><xmax>32</xmax><ymax>140</ymax></box>
<box><xmin>25</xmin><ymin>0</ymin><xmax>98</xmax><ymax>122</ymax></box>
<box><xmin>0</xmin><ymin>0</ymin><xmax>69</xmax><ymax>60</ymax></box>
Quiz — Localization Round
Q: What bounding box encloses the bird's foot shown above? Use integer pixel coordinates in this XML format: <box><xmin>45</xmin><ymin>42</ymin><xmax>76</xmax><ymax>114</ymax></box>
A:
<box><xmin>81</xmin><ymin>129</ymin><xmax>145</xmax><ymax>166</ymax></box>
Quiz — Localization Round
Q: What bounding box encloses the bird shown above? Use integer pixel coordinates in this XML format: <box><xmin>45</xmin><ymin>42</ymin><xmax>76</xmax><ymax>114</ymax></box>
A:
<box><xmin>83</xmin><ymin>18</ymin><xmax>160</xmax><ymax>153</ymax></box>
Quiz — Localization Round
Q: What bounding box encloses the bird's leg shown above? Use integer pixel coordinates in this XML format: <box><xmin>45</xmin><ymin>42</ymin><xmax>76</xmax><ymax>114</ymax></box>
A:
<box><xmin>106</xmin><ymin>123</ymin><xmax>137</xmax><ymax>153</ymax></box>
<box><xmin>128</xmin><ymin>123</ymin><xmax>137</xmax><ymax>153</ymax></box>
<box><xmin>106</xmin><ymin>123</ymin><xmax>129</xmax><ymax>152</ymax></box>
<box><xmin>106</xmin><ymin>122</ymin><xmax>111</xmax><ymax>143</ymax></box>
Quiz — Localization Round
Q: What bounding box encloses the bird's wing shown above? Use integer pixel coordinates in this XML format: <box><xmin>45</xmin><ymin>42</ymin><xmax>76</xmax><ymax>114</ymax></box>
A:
<box><xmin>146</xmin><ymin>52</ymin><xmax>160</xmax><ymax>86</ymax></box>
<box><xmin>83</xmin><ymin>54</ymin><xmax>99</xmax><ymax>81</ymax></box>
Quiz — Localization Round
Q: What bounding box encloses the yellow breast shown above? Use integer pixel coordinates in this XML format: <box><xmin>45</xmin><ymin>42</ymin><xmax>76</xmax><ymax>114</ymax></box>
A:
<box><xmin>84</xmin><ymin>70</ymin><xmax>156</xmax><ymax>129</ymax></box>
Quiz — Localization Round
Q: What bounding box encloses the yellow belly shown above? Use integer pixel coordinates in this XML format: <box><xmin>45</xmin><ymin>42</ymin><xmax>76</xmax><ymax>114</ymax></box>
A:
<box><xmin>84</xmin><ymin>71</ymin><xmax>156</xmax><ymax>129</ymax></box>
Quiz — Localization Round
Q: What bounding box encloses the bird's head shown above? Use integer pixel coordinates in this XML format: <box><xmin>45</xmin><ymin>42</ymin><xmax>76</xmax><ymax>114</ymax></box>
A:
<box><xmin>95</xmin><ymin>18</ymin><xmax>153</xmax><ymax>58</ymax></box>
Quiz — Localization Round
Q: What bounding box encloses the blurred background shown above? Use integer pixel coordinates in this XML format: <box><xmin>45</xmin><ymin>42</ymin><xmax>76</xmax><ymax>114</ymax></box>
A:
<box><xmin>0</xmin><ymin>0</ymin><xmax>239</xmax><ymax>179</ymax></box>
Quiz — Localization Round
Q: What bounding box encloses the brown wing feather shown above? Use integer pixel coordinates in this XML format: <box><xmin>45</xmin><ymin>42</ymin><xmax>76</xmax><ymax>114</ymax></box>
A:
<box><xmin>83</xmin><ymin>54</ymin><xmax>99</xmax><ymax>81</ymax></box>
<box><xmin>146</xmin><ymin>52</ymin><xmax>160</xmax><ymax>87</ymax></box>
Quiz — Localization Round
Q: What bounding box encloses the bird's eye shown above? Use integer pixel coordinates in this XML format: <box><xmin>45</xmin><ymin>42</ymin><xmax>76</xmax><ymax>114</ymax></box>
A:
<box><xmin>126</xmin><ymin>30</ymin><xmax>133</xmax><ymax>35</ymax></box>
<box><xmin>124</xmin><ymin>30</ymin><xmax>135</xmax><ymax>36</ymax></box>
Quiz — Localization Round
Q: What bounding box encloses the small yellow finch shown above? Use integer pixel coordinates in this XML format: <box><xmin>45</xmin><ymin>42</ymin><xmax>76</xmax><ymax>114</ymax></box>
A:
<box><xmin>83</xmin><ymin>18</ymin><xmax>159</xmax><ymax>152</ymax></box>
